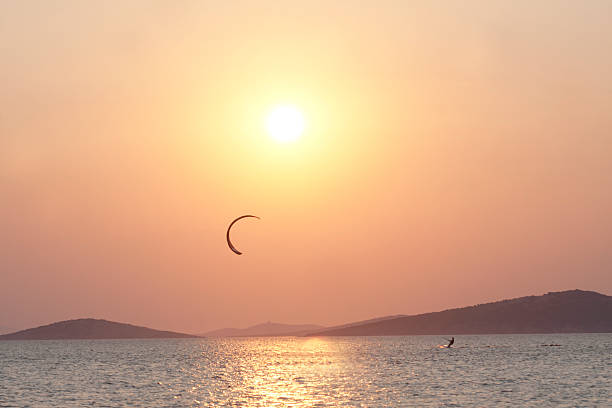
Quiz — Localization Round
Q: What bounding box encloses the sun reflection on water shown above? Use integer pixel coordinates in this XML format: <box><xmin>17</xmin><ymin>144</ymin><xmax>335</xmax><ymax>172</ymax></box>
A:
<box><xmin>222</xmin><ymin>337</ymin><xmax>339</xmax><ymax>407</ymax></box>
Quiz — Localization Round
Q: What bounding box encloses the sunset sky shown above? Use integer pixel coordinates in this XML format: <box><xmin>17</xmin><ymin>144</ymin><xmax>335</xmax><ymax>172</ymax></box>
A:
<box><xmin>1</xmin><ymin>1</ymin><xmax>611</xmax><ymax>333</ymax></box>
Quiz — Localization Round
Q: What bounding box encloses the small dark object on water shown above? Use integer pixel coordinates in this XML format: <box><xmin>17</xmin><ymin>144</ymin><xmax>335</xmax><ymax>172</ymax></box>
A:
<box><xmin>540</xmin><ymin>344</ymin><xmax>562</xmax><ymax>347</ymax></box>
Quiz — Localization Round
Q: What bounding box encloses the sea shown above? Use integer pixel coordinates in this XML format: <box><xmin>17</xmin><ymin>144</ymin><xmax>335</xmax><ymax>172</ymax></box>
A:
<box><xmin>1</xmin><ymin>334</ymin><xmax>610</xmax><ymax>407</ymax></box>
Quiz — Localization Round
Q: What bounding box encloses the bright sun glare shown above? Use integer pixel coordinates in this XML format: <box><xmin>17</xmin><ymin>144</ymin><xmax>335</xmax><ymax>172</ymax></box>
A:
<box><xmin>266</xmin><ymin>105</ymin><xmax>305</xmax><ymax>143</ymax></box>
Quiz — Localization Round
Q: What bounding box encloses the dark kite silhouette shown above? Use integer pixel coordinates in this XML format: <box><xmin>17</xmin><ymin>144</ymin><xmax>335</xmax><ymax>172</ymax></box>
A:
<box><xmin>226</xmin><ymin>215</ymin><xmax>260</xmax><ymax>255</ymax></box>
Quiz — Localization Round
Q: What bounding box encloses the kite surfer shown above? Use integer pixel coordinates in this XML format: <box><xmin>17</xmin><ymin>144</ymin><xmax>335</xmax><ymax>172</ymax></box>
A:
<box><xmin>446</xmin><ymin>337</ymin><xmax>455</xmax><ymax>348</ymax></box>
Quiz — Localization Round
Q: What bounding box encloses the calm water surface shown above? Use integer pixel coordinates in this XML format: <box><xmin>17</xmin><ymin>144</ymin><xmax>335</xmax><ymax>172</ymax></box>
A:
<box><xmin>1</xmin><ymin>334</ymin><xmax>610</xmax><ymax>407</ymax></box>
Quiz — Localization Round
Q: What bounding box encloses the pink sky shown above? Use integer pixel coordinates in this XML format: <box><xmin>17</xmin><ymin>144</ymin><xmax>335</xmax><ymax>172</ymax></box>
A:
<box><xmin>1</xmin><ymin>1</ymin><xmax>611</xmax><ymax>333</ymax></box>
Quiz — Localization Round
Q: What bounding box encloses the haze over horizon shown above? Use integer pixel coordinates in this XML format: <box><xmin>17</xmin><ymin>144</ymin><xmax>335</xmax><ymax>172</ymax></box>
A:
<box><xmin>2</xmin><ymin>1</ymin><xmax>611</xmax><ymax>334</ymax></box>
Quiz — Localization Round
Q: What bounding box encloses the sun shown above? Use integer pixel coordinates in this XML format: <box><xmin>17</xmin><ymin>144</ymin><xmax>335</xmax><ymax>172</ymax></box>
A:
<box><xmin>265</xmin><ymin>105</ymin><xmax>305</xmax><ymax>143</ymax></box>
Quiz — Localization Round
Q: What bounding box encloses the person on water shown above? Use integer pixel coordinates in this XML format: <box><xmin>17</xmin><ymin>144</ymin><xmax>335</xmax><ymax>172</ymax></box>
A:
<box><xmin>446</xmin><ymin>337</ymin><xmax>455</xmax><ymax>348</ymax></box>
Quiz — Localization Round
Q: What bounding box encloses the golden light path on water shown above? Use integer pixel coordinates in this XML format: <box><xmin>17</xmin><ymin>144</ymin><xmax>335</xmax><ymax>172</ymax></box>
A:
<box><xmin>192</xmin><ymin>337</ymin><xmax>344</xmax><ymax>407</ymax></box>
<box><xmin>234</xmin><ymin>338</ymin><xmax>334</xmax><ymax>406</ymax></box>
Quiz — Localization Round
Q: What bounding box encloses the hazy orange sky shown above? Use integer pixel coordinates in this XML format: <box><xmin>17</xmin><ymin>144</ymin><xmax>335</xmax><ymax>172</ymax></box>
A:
<box><xmin>1</xmin><ymin>1</ymin><xmax>611</xmax><ymax>333</ymax></box>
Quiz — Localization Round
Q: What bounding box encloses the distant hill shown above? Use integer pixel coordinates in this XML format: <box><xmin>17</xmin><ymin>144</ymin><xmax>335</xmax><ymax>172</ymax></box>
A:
<box><xmin>202</xmin><ymin>322</ymin><xmax>325</xmax><ymax>337</ymax></box>
<box><xmin>317</xmin><ymin>314</ymin><xmax>407</xmax><ymax>332</ymax></box>
<box><xmin>0</xmin><ymin>319</ymin><xmax>198</xmax><ymax>340</ymax></box>
<box><xmin>306</xmin><ymin>290</ymin><xmax>612</xmax><ymax>336</ymax></box>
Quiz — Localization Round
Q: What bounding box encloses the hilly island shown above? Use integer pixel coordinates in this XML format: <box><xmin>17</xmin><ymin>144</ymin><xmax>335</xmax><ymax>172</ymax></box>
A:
<box><xmin>0</xmin><ymin>319</ymin><xmax>197</xmax><ymax>340</ymax></box>
<box><xmin>306</xmin><ymin>290</ymin><xmax>612</xmax><ymax>336</ymax></box>
<box><xmin>1</xmin><ymin>290</ymin><xmax>610</xmax><ymax>340</ymax></box>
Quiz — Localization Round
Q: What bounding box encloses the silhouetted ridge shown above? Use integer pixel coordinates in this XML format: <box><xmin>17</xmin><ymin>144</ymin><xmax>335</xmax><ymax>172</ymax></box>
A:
<box><xmin>201</xmin><ymin>322</ymin><xmax>325</xmax><ymax>337</ymax></box>
<box><xmin>0</xmin><ymin>318</ymin><xmax>197</xmax><ymax>340</ymax></box>
<box><xmin>306</xmin><ymin>290</ymin><xmax>612</xmax><ymax>336</ymax></box>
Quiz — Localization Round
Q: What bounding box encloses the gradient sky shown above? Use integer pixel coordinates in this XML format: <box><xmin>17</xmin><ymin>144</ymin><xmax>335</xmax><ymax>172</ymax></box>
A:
<box><xmin>1</xmin><ymin>1</ymin><xmax>611</xmax><ymax>333</ymax></box>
